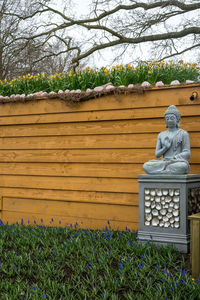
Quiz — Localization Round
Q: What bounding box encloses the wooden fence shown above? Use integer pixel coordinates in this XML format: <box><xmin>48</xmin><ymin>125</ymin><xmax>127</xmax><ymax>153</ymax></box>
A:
<box><xmin>0</xmin><ymin>84</ymin><xmax>199</xmax><ymax>230</ymax></box>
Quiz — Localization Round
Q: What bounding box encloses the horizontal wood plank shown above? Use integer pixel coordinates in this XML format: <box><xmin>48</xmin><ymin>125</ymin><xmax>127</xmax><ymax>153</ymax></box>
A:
<box><xmin>0</xmin><ymin>116</ymin><xmax>198</xmax><ymax>137</ymax></box>
<box><xmin>3</xmin><ymin>197</ymin><xmax>138</xmax><ymax>223</ymax></box>
<box><xmin>0</xmin><ymin>85</ymin><xmax>199</xmax><ymax>116</ymax></box>
<box><xmin>0</xmin><ymin>104</ymin><xmax>199</xmax><ymax>125</ymax></box>
<box><xmin>0</xmin><ymin>162</ymin><xmax>198</xmax><ymax>177</ymax></box>
<box><xmin>0</xmin><ymin>162</ymin><xmax>143</xmax><ymax>178</ymax></box>
<box><xmin>0</xmin><ymin>131</ymin><xmax>199</xmax><ymax>149</ymax></box>
<box><xmin>0</xmin><ymin>187</ymin><xmax>138</xmax><ymax>206</ymax></box>
<box><xmin>190</xmin><ymin>164</ymin><xmax>200</xmax><ymax>174</ymax></box>
<box><xmin>1</xmin><ymin>211</ymin><xmax>138</xmax><ymax>230</ymax></box>
<box><xmin>0</xmin><ymin>148</ymin><xmax>198</xmax><ymax>163</ymax></box>
<box><xmin>0</xmin><ymin>134</ymin><xmax>157</xmax><ymax>149</ymax></box>
<box><xmin>0</xmin><ymin>149</ymin><xmax>153</xmax><ymax>163</ymax></box>
<box><xmin>0</xmin><ymin>175</ymin><xmax>138</xmax><ymax>193</ymax></box>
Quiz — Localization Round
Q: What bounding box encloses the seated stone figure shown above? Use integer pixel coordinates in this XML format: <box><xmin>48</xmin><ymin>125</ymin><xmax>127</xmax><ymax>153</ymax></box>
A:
<box><xmin>143</xmin><ymin>105</ymin><xmax>190</xmax><ymax>174</ymax></box>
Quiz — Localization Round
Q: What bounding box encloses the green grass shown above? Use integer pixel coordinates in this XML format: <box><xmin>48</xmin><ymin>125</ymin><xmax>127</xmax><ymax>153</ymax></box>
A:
<box><xmin>0</xmin><ymin>219</ymin><xmax>199</xmax><ymax>299</ymax></box>
<box><xmin>0</xmin><ymin>61</ymin><xmax>199</xmax><ymax>97</ymax></box>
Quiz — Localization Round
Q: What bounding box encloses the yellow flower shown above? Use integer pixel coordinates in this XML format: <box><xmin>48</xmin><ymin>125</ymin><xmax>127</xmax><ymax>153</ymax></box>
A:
<box><xmin>126</xmin><ymin>64</ymin><xmax>131</xmax><ymax>69</ymax></box>
<box><xmin>104</xmin><ymin>68</ymin><xmax>108</xmax><ymax>73</ymax></box>
<box><xmin>42</xmin><ymin>72</ymin><xmax>45</xmax><ymax>78</ymax></box>
<box><xmin>148</xmin><ymin>71</ymin><xmax>152</xmax><ymax>74</ymax></box>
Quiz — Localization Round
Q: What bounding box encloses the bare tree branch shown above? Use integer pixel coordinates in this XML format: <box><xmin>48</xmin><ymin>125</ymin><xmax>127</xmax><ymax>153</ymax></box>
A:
<box><xmin>72</xmin><ymin>26</ymin><xmax>200</xmax><ymax>63</ymax></box>
<box><xmin>156</xmin><ymin>43</ymin><xmax>200</xmax><ymax>61</ymax></box>
<box><xmin>2</xmin><ymin>0</ymin><xmax>200</xmax><ymax>70</ymax></box>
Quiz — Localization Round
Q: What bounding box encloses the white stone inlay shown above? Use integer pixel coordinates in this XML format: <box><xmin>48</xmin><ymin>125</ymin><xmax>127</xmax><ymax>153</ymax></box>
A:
<box><xmin>144</xmin><ymin>188</ymin><xmax>180</xmax><ymax>228</ymax></box>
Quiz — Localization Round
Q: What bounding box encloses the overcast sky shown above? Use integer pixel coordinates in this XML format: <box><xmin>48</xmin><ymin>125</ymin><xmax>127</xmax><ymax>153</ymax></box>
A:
<box><xmin>51</xmin><ymin>0</ymin><xmax>199</xmax><ymax>68</ymax></box>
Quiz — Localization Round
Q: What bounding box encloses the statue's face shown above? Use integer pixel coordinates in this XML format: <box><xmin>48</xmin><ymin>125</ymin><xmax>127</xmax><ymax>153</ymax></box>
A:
<box><xmin>164</xmin><ymin>113</ymin><xmax>178</xmax><ymax>128</ymax></box>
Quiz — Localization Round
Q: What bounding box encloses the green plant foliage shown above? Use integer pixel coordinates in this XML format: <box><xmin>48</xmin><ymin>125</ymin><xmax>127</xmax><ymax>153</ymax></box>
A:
<box><xmin>0</xmin><ymin>61</ymin><xmax>199</xmax><ymax>97</ymax></box>
<box><xmin>0</xmin><ymin>61</ymin><xmax>200</xmax><ymax>96</ymax></box>
<box><xmin>0</xmin><ymin>219</ymin><xmax>199</xmax><ymax>299</ymax></box>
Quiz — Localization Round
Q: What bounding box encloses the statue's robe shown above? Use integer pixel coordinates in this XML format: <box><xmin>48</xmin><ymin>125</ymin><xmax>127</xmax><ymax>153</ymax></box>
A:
<box><xmin>143</xmin><ymin>129</ymin><xmax>190</xmax><ymax>174</ymax></box>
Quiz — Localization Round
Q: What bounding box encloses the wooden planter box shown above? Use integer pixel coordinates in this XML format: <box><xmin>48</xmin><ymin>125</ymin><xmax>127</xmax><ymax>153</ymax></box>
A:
<box><xmin>0</xmin><ymin>84</ymin><xmax>199</xmax><ymax>230</ymax></box>
<box><xmin>188</xmin><ymin>212</ymin><xmax>200</xmax><ymax>277</ymax></box>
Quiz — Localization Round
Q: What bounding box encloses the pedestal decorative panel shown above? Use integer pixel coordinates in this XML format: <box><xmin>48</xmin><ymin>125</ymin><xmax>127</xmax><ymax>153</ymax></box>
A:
<box><xmin>138</xmin><ymin>175</ymin><xmax>200</xmax><ymax>253</ymax></box>
<box><xmin>144</xmin><ymin>188</ymin><xmax>180</xmax><ymax>228</ymax></box>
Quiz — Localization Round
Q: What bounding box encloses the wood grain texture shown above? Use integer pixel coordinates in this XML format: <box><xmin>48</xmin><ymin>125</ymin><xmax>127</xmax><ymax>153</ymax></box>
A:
<box><xmin>0</xmin><ymin>148</ymin><xmax>199</xmax><ymax>163</ymax></box>
<box><xmin>3</xmin><ymin>197</ymin><xmax>138</xmax><ymax>222</ymax></box>
<box><xmin>0</xmin><ymin>149</ymin><xmax>154</xmax><ymax>163</ymax></box>
<box><xmin>1</xmin><ymin>211</ymin><xmax>138</xmax><ymax>230</ymax></box>
<box><xmin>0</xmin><ymin>188</ymin><xmax>138</xmax><ymax>205</ymax></box>
<box><xmin>0</xmin><ymin>116</ymin><xmax>199</xmax><ymax>137</ymax></box>
<box><xmin>0</xmin><ymin>104</ymin><xmax>199</xmax><ymax>125</ymax></box>
<box><xmin>0</xmin><ymin>134</ymin><xmax>157</xmax><ymax>149</ymax></box>
<box><xmin>0</xmin><ymin>162</ymin><xmax>143</xmax><ymax>178</ymax></box>
<box><xmin>0</xmin><ymin>175</ymin><xmax>138</xmax><ymax>193</ymax></box>
<box><xmin>0</xmin><ymin>131</ymin><xmax>199</xmax><ymax>149</ymax></box>
<box><xmin>0</xmin><ymin>86</ymin><xmax>199</xmax><ymax>229</ymax></box>
<box><xmin>189</xmin><ymin>218</ymin><xmax>200</xmax><ymax>278</ymax></box>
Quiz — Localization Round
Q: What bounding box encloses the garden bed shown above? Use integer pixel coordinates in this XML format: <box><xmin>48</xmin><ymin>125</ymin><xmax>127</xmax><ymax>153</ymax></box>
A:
<box><xmin>0</xmin><ymin>220</ymin><xmax>199</xmax><ymax>299</ymax></box>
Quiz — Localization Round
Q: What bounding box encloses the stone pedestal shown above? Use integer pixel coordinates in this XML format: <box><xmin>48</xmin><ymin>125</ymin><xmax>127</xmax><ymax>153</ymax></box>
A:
<box><xmin>137</xmin><ymin>174</ymin><xmax>200</xmax><ymax>253</ymax></box>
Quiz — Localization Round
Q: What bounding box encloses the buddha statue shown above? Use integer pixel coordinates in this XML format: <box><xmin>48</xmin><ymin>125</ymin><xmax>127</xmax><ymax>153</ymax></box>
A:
<box><xmin>143</xmin><ymin>105</ymin><xmax>190</xmax><ymax>174</ymax></box>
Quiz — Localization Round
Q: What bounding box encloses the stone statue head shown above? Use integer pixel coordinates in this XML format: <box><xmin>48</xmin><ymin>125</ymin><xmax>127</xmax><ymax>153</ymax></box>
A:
<box><xmin>164</xmin><ymin>105</ymin><xmax>181</xmax><ymax>128</ymax></box>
